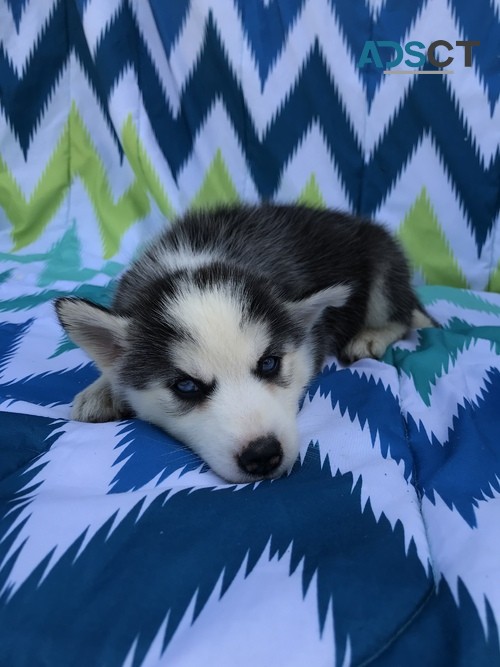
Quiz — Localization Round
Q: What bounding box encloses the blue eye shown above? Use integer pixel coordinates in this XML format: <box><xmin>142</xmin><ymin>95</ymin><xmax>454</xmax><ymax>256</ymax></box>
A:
<box><xmin>257</xmin><ymin>355</ymin><xmax>281</xmax><ymax>377</ymax></box>
<box><xmin>171</xmin><ymin>375</ymin><xmax>216</xmax><ymax>401</ymax></box>
<box><xmin>172</xmin><ymin>378</ymin><xmax>201</xmax><ymax>396</ymax></box>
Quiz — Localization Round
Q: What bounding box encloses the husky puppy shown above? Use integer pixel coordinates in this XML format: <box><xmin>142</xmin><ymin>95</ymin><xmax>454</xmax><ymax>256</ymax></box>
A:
<box><xmin>55</xmin><ymin>204</ymin><xmax>434</xmax><ymax>483</ymax></box>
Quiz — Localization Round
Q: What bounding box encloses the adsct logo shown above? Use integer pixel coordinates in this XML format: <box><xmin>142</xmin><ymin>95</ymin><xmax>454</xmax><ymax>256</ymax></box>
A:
<box><xmin>357</xmin><ymin>40</ymin><xmax>480</xmax><ymax>74</ymax></box>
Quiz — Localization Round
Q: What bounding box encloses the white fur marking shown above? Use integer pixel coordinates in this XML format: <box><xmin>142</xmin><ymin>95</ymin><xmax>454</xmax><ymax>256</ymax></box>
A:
<box><xmin>365</xmin><ymin>273</ymin><xmax>390</xmax><ymax>329</ymax></box>
<box><xmin>343</xmin><ymin>323</ymin><xmax>408</xmax><ymax>361</ymax></box>
<box><xmin>411</xmin><ymin>308</ymin><xmax>435</xmax><ymax>329</ymax></box>
<box><xmin>122</xmin><ymin>283</ymin><xmax>318</xmax><ymax>482</ymax></box>
<box><xmin>164</xmin><ymin>283</ymin><xmax>269</xmax><ymax>380</ymax></box>
<box><xmin>153</xmin><ymin>244</ymin><xmax>218</xmax><ymax>274</ymax></box>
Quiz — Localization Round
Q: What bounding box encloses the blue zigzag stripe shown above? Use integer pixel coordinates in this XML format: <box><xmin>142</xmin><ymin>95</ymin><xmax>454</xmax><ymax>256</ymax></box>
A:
<box><xmin>1</xmin><ymin>3</ymin><xmax>498</xmax><ymax>248</ymax></box>
<box><xmin>0</xmin><ymin>0</ymin><xmax>120</xmax><ymax>157</ymax></box>
<box><xmin>0</xmin><ymin>412</ymin><xmax>64</xmax><ymax>599</ymax></box>
<box><xmin>406</xmin><ymin>367</ymin><xmax>500</xmax><ymax>527</ymax></box>
<box><xmin>306</xmin><ymin>363</ymin><xmax>414</xmax><ymax>479</ymax></box>
<box><xmin>0</xmin><ymin>364</ymin><xmax>99</xmax><ymax>407</ymax></box>
<box><xmin>3</xmin><ymin>0</ymin><xmax>30</xmax><ymax>31</ymax></box>
<box><xmin>91</xmin><ymin>8</ymin><xmax>499</xmax><ymax>250</ymax></box>
<box><xmin>109</xmin><ymin>420</ymin><xmax>208</xmax><ymax>494</ymax></box>
<box><xmin>0</xmin><ymin>446</ymin><xmax>432</xmax><ymax>667</ymax></box>
<box><xmin>369</xmin><ymin>576</ymin><xmax>499</xmax><ymax>667</ymax></box>
<box><xmin>73</xmin><ymin>0</ymin><xmax>90</xmax><ymax>16</ymax></box>
<box><xmin>232</xmin><ymin>0</ymin><xmax>307</xmax><ymax>85</ymax></box>
<box><xmin>332</xmin><ymin>0</ymin><xmax>427</xmax><ymax>106</ymax></box>
<box><xmin>91</xmin><ymin>8</ymin><xmax>363</xmax><ymax>197</ymax></box>
<box><xmin>0</xmin><ymin>319</ymin><xmax>34</xmax><ymax>377</ymax></box>
<box><xmin>362</xmin><ymin>75</ymin><xmax>499</xmax><ymax>250</ymax></box>
<box><xmin>451</xmin><ymin>0</ymin><xmax>500</xmax><ymax>111</ymax></box>
<box><xmin>0</xmin><ymin>411</ymin><xmax>63</xmax><ymax>484</ymax></box>
<box><xmin>148</xmin><ymin>0</ymin><xmax>191</xmax><ymax>58</ymax></box>
<box><xmin>332</xmin><ymin>0</ymin><xmax>499</xmax><ymax>110</ymax></box>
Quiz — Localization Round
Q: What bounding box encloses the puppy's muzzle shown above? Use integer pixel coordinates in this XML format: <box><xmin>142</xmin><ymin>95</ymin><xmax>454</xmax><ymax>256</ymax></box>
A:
<box><xmin>237</xmin><ymin>436</ymin><xmax>283</xmax><ymax>477</ymax></box>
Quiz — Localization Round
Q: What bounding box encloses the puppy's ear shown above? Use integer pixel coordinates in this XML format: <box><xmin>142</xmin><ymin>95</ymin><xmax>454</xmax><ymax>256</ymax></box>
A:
<box><xmin>55</xmin><ymin>298</ymin><xmax>130</xmax><ymax>370</ymax></box>
<box><xmin>287</xmin><ymin>284</ymin><xmax>351</xmax><ymax>330</ymax></box>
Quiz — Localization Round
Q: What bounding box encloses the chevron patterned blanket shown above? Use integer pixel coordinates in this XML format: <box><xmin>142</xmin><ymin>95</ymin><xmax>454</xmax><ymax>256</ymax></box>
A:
<box><xmin>1</xmin><ymin>2</ymin><xmax>499</xmax><ymax>666</ymax></box>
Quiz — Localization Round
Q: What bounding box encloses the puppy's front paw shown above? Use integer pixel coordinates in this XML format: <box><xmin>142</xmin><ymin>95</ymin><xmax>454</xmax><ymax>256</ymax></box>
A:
<box><xmin>71</xmin><ymin>377</ymin><xmax>131</xmax><ymax>422</ymax></box>
<box><xmin>341</xmin><ymin>322</ymin><xmax>408</xmax><ymax>363</ymax></box>
<box><xmin>341</xmin><ymin>323</ymin><xmax>409</xmax><ymax>363</ymax></box>
<box><xmin>342</xmin><ymin>330</ymin><xmax>388</xmax><ymax>362</ymax></box>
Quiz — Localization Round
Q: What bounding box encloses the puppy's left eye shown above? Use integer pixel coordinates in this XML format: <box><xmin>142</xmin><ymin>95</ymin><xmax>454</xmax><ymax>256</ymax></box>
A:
<box><xmin>256</xmin><ymin>355</ymin><xmax>281</xmax><ymax>378</ymax></box>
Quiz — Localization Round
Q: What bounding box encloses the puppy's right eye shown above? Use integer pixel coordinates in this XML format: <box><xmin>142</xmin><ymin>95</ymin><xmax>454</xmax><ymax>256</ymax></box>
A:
<box><xmin>172</xmin><ymin>378</ymin><xmax>203</xmax><ymax>398</ymax></box>
<box><xmin>170</xmin><ymin>376</ymin><xmax>215</xmax><ymax>401</ymax></box>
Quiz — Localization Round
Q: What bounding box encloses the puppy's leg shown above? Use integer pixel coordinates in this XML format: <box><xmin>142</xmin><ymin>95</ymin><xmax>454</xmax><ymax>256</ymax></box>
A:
<box><xmin>341</xmin><ymin>322</ymin><xmax>408</xmax><ymax>362</ymax></box>
<box><xmin>71</xmin><ymin>375</ymin><xmax>131</xmax><ymax>422</ymax></box>
<box><xmin>411</xmin><ymin>307</ymin><xmax>439</xmax><ymax>329</ymax></box>
<box><xmin>341</xmin><ymin>307</ymin><xmax>438</xmax><ymax>363</ymax></box>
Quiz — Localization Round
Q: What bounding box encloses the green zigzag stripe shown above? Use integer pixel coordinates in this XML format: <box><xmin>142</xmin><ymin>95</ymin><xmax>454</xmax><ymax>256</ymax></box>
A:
<box><xmin>397</xmin><ymin>188</ymin><xmax>468</xmax><ymax>289</ymax></box>
<box><xmin>2</xmin><ymin>118</ymin><xmax>498</xmax><ymax>294</ymax></box>
<box><xmin>297</xmin><ymin>174</ymin><xmax>326</xmax><ymax>208</ymax></box>
<box><xmin>487</xmin><ymin>261</ymin><xmax>500</xmax><ymax>292</ymax></box>
<box><xmin>121</xmin><ymin>131</ymin><xmax>329</xmax><ymax>213</ymax></box>
<box><xmin>121</xmin><ymin>115</ymin><xmax>175</xmax><ymax>220</ymax></box>
<box><xmin>190</xmin><ymin>149</ymin><xmax>240</xmax><ymax>210</ymax></box>
<box><xmin>0</xmin><ymin>105</ymin><xmax>152</xmax><ymax>258</ymax></box>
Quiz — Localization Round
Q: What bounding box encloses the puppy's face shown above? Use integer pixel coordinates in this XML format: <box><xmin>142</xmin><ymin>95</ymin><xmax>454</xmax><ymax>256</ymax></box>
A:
<box><xmin>56</xmin><ymin>268</ymin><xmax>349</xmax><ymax>483</ymax></box>
<box><xmin>122</xmin><ymin>283</ymin><xmax>314</xmax><ymax>483</ymax></box>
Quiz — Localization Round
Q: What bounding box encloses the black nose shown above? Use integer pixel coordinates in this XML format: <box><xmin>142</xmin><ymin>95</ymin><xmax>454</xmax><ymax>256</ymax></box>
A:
<box><xmin>238</xmin><ymin>436</ymin><xmax>283</xmax><ymax>477</ymax></box>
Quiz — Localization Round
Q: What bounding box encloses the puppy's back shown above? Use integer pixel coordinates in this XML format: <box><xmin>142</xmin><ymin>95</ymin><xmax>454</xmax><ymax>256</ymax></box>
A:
<box><xmin>158</xmin><ymin>205</ymin><xmax>403</xmax><ymax>295</ymax></box>
<box><xmin>113</xmin><ymin>204</ymin><xmax>412</xmax><ymax>319</ymax></box>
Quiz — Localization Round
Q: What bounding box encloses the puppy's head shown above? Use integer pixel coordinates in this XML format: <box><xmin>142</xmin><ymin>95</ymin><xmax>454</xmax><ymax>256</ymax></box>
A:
<box><xmin>55</xmin><ymin>266</ymin><xmax>349</xmax><ymax>483</ymax></box>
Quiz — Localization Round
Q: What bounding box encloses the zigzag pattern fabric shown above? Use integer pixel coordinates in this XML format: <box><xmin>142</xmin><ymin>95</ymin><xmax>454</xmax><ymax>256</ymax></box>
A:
<box><xmin>1</xmin><ymin>1</ymin><xmax>500</xmax><ymax>665</ymax></box>
<box><xmin>1</xmin><ymin>285</ymin><xmax>500</xmax><ymax>666</ymax></box>
<box><xmin>0</xmin><ymin>0</ymin><xmax>499</xmax><ymax>286</ymax></box>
